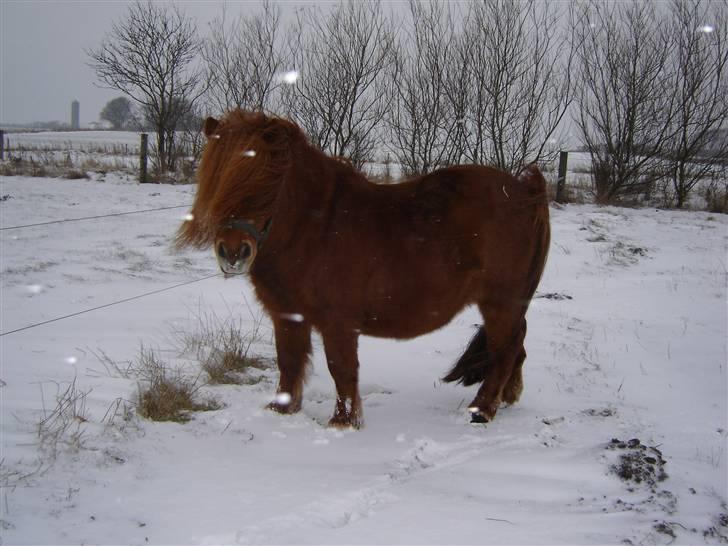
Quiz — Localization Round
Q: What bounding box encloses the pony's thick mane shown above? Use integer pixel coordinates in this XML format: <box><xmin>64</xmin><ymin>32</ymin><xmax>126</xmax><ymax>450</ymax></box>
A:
<box><xmin>176</xmin><ymin>110</ymin><xmax>296</xmax><ymax>249</ymax></box>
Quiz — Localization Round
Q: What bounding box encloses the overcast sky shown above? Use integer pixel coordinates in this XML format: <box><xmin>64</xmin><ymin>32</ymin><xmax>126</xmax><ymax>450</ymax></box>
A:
<box><xmin>0</xmin><ymin>1</ymin><xmax>311</xmax><ymax>126</ymax></box>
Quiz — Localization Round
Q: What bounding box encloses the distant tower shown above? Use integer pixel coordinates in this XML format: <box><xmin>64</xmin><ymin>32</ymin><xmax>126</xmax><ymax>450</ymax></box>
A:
<box><xmin>71</xmin><ymin>100</ymin><xmax>80</xmax><ymax>130</ymax></box>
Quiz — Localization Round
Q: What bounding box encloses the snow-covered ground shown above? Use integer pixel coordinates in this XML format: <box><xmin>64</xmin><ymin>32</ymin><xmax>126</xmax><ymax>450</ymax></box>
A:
<box><xmin>3</xmin><ymin>131</ymin><xmax>143</xmax><ymax>173</ymax></box>
<box><xmin>1</xmin><ymin>173</ymin><xmax>726</xmax><ymax>545</ymax></box>
<box><xmin>4</xmin><ymin>131</ymin><xmax>141</xmax><ymax>150</ymax></box>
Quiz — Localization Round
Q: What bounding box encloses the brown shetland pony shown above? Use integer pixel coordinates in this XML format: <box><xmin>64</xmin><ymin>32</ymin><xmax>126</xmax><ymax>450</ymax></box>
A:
<box><xmin>177</xmin><ymin>110</ymin><xmax>550</xmax><ymax>429</ymax></box>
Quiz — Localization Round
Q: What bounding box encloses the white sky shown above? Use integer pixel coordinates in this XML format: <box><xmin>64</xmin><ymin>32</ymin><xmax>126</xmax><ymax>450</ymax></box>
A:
<box><xmin>0</xmin><ymin>0</ymin><xmax>318</xmax><ymax>126</ymax></box>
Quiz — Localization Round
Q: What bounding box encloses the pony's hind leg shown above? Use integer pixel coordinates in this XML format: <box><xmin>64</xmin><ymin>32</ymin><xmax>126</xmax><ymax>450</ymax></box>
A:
<box><xmin>321</xmin><ymin>331</ymin><xmax>362</xmax><ymax>429</ymax></box>
<box><xmin>468</xmin><ymin>303</ymin><xmax>527</xmax><ymax>423</ymax></box>
<box><xmin>267</xmin><ymin>317</ymin><xmax>312</xmax><ymax>414</ymax></box>
<box><xmin>501</xmin><ymin>321</ymin><xmax>527</xmax><ymax>405</ymax></box>
<box><xmin>502</xmin><ymin>345</ymin><xmax>526</xmax><ymax>405</ymax></box>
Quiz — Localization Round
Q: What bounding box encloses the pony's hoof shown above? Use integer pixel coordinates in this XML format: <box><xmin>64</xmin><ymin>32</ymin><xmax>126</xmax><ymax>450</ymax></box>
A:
<box><xmin>267</xmin><ymin>401</ymin><xmax>287</xmax><ymax>414</ymax></box>
<box><xmin>266</xmin><ymin>400</ymin><xmax>300</xmax><ymax>415</ymax></box>
<box><xmin>327</xmin><ymin>414</ymin><xmax>363</xmax><ymax>430</ymax></box>
<box><xmin>468</xmin><ymin>402</ymin><xmax>497</xmax><ymax>424</ymax></box>
<box><xmin>266</xmin><ymin>391</ymin><xmax>301</xmax><ymax>415</ymax></box>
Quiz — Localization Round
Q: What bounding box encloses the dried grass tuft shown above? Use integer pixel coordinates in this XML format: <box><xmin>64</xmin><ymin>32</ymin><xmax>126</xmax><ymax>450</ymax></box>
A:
<box><xmin>37</xmin><ymin>376</ymin><xmax>90</xmax><ymax>460</ymax></box>
<box><xmin>134</xmin><ymin>345</ymin><xmax>220</xmax><ymax>423</ymax></box>
<box><xmin>173</xmin><ymin>306</ymin><xmax>270</xmax><ymax>386</ymax></box>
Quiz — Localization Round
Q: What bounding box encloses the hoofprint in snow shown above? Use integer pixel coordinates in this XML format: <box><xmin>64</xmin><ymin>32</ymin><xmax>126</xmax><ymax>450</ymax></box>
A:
<box><xmin>1</xmin><ymin>174</ymin><xmax>726</xmax><ymax>545</ymax></box>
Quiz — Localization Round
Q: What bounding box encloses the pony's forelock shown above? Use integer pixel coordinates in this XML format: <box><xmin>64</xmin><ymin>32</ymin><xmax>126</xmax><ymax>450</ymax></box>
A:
<box><xmin>176</xmin><ymin>110</ymin><xmax>293</xmax><ymax>249</ymax></box>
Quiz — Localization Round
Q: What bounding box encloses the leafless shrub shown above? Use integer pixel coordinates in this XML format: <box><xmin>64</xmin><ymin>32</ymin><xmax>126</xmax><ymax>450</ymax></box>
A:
<box><xmin>384</xmin><ymin>0</ymin><xmax>575</xmax><ymax>177</ymax></box>
<box><xmin>385</xmin><ymin>0</ymin><xmax>464</xmax><ymax>176</ymax></box>
<box><xmin>203</xmin><ymin>1</ymin><xmax>285</xmax><ymax>114</ymax></box>
<box><xmin>665</xmin><ymin>0</ymin><xmax>728</xmax><ymax>209</ymax></box>
<box><xmin>574</xmin><ymin>1</ymin><xmax>676</xmax><ymax>203</ymax></box>
<box><xmin>282</xmin><ymin>1</ymin><xmax>394</xmax><ymax>169</ymax></box>
<box><xmin>460</xmin><ymin>0</ymin><xmax>578</xmax><ymax>174</ymax></box>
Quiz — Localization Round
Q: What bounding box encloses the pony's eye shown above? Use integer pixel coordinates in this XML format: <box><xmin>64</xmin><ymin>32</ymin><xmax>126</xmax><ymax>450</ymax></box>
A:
<box><xmin>217</xmin><ymin>243</ymin><xmax>227</xmax><ymax>259</ymax></box>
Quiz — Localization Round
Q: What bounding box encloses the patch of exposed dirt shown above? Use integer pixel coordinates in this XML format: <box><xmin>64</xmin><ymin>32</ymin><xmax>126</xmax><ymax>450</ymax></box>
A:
<box><xmin>607</xmin><ymin>438</ymin><xmax>668</xmax><ymax>489</ymax></box>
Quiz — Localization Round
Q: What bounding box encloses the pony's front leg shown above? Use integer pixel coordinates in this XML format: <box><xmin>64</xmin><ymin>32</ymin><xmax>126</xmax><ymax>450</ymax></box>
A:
<box><xmin>267</xmin><ymin>317</ymin><xmax>312</xmax><ymax>414</ymax></box>
<box><xmin>322</xmin><ymin>331</ymin><xmax>362</xmax><ymax>429</ymax></box>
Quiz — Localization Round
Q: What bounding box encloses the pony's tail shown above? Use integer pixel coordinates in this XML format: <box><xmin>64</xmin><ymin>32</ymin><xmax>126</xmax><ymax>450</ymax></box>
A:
<box><xmin>442</xmin><ymin>327</ymin><xmax>489</xmax><ymax>386</ymax></box>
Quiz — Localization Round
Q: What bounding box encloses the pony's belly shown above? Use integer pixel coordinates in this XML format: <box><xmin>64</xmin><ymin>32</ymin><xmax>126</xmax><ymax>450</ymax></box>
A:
<box><xmin>358</xmin><ymin>303</ymin><xmax>461</xmax><ymax>340</ymax></box>
<box><xmin>354</xmin><ymin>273</ymin><xmax>478</xmax><ymax>339</ymax></box>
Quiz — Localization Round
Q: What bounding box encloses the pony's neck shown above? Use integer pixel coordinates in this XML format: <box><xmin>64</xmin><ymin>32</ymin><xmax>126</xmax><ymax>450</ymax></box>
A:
<box><xmin>274</xmin><ymin>140</ymin><xmax>339</xmax><ymax>222</ymax></box>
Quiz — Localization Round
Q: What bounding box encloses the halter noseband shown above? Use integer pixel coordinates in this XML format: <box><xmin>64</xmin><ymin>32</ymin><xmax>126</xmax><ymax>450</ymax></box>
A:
<box><xmin>223</xmin><ymin>218</ymin><xmax>272</xmax><ymax>248</ymax></box>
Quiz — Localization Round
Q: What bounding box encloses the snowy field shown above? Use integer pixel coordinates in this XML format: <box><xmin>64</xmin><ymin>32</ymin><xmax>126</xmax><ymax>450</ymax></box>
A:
<box><xmin>2</xmin><ymin>131</ymin><xmax>143</xmax><ymax>173</ymax></box>
<box><xmin>1</xmin><ymin>172</ymin><xmax>726</xmax><ymax>545</ymax></box>
<box><xmin>3</xmin><ymin>131</ymin><xmax>141</xmax><ymax>150</ymax></box>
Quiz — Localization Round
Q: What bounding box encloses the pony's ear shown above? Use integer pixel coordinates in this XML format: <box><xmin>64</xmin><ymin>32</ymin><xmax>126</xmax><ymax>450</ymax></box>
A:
<box><xmin>262</xmin><ymin>117</ymin><xmax>293</xmax><ymax>144</ymax></box>
<box><xmin>203</xmin><ymin>117</ymin><xmax>220</xmax><ymax>138</ymax></box>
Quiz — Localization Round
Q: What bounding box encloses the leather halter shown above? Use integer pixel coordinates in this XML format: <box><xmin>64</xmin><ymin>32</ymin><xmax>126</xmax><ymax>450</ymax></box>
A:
<box><xmin>222</xmin><ymin>218</ymin><xmax>272</xmax><ymax>248</ymax></box>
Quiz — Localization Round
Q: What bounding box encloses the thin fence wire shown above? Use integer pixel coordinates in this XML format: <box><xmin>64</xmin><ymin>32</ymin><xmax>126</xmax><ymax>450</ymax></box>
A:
<box><xmin>0</xmin><ymin>204</ymin><xmax>192</xmax><ymax>231</ymax></box>
<box><xmin>1</xmin><ymin>273</ymin><xmax>221</xmax><ymax>337</ymax></box>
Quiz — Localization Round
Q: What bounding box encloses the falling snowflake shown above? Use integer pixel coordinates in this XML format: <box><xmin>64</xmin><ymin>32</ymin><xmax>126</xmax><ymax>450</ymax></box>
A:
<box><xmin>279</xmin><ymin>70</ymin><xmax>299</xmax><ymax>85</ymax></box>
<box><xmin>275</xmin><ymin>392</ymin><xmax>292</xmax><ymax>405</ymax></box>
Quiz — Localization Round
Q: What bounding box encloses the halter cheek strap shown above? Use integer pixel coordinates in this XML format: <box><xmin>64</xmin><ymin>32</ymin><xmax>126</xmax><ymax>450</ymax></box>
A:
<box><xmin>224</xmin><ymin>218</ymin><xmax>272</xmax><ymax>248</ymax></box>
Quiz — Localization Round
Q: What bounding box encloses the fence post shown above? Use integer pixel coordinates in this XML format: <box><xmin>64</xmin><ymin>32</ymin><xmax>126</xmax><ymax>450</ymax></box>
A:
<box><xmin>0</xmin><ymin>130</ymin><xmax>5</xmax><ymax>161</ymax></box>
<box><xmin>139</xmin><ymin>133</ymin><xmax>148</xmax><ymax>184</ymax></box>
<box><xmin>556</xmin><ymin>151</ymin><xmax>568</xmax><ymax>203</ymax></box>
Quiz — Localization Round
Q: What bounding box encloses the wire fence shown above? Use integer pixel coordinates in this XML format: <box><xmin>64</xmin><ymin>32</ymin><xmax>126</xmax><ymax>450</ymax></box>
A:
<box><xmin>0</xmin><ymin>204</ymin><xmax>192</xmax><ymax>231</ymax></box>
<box><xmin>0</xmin><ymin>201</ymin><xmax>218</xmax><ymax>338</ymax></box>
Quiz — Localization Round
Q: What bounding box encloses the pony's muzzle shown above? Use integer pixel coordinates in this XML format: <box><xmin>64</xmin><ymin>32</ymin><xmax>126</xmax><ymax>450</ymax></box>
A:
<box><xmin>215</xmin><ymin>241</ymin><xmax>255</xmax><ymax>276</ymax></box>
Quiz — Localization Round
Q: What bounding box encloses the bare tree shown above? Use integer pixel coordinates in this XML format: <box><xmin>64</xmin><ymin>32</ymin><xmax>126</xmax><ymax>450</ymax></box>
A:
<box><xmin>203</xmin><ymin>1</ymin><xmax>285</xmax><ymax>115</ymax></box>
<box><xmin>87</xmin><ymin>1</ymin><xmax>206</xmax><ymax>173</ymax></box>
<box><xmin>460</xmin><ymin>0</ymin><xmax>577</xmax><ymax>174</ymax></box>
<box><xmin>282</xmin><ymin>1</ymin><xmax>394</xmax><ymax>169</ymax></box>
<box><xmin>574</xmin><ymin>1</ymin><xmax>676</xmax><ymax>203</ymax></box>
<box><xmin>385</xmin><ymin>0</ymin><xmax>465</xmax><ymax>177</ymax></box>
<box><xmin>666</xmin><ymin>0</ymin><xmax>728</xmax><ymax>208</ymax></box>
